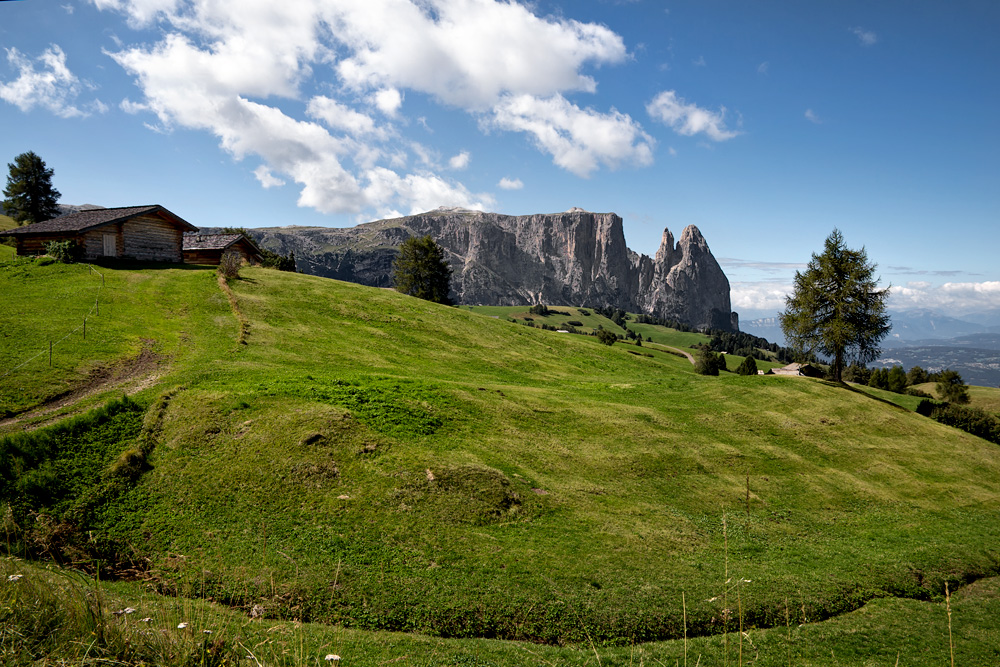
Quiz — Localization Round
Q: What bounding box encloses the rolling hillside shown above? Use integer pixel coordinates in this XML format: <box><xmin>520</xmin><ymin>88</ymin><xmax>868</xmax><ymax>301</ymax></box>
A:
<box><xmin>3</xmin><ymin>259</ymin><xmax>1000</xmax><ymax>664</ymax></box>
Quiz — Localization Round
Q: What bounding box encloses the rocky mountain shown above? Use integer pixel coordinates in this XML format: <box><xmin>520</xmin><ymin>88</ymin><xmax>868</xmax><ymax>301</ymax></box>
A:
<box><xmin>247</xmin><ymin>207</ymin><xmax>738</xmax><ymax>331</ymax></box>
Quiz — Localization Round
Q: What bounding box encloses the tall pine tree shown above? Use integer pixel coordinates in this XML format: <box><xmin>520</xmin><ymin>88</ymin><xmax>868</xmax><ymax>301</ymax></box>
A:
<box><xmin>392</xmin><ymin>235</ymin><xmax>453</xmax><ymax>305</ymax></box>
<box><xmin>3</xmin><ymin>151</ymin><xmax>61</xmax><ymax>224</ymax></box>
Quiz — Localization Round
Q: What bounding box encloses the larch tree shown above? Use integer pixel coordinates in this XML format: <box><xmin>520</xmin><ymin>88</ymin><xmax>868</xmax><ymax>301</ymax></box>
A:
<box><xmin>779</xmin><ymin>229</ymin><xmax>891</xmax><ymax>382</ymax></box>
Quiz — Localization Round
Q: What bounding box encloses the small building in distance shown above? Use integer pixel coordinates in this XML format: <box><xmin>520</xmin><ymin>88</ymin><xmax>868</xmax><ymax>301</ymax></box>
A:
<box><xmin>5</xmin><ymin>205</ymin><xmax>197</xmax><ymax>262</ymax></box>
<box><xmin>182</xmin><ymin>233</ymin><xmax>263</xmax><ymax>266</ymax></box>
<box><xmin>769</xmin><ymin>362</ymin><xmax>824</xmax><ymax>378</ymax></box>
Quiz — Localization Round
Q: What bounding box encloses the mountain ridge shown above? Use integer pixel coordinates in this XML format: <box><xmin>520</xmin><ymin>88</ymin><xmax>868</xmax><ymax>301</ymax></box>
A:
<box><xmin>242</xmin><ymin>207</ymin><xmax>739</xmax><ymax>331</ymax></box>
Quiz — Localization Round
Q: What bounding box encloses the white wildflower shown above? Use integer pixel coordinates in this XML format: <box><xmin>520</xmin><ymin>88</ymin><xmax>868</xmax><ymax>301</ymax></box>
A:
<box><xmin>7</xmin><ymin>574</ymin><xmax>23</xmax><ymax>582</ymax></box>
<box><xmin>123</xmin><ymin>607</ymin><xmax>136</xmax><ymax>614</ymax></box>
<box><xmin>140</xmin><ymin>617</ymin><xmax>153</xmax><ymax>623</ymax></box>
<box><xmin>177</xmin><ymin>622</ymin><xmax>188</xmax><ymax>629</ymax></box>
<box><xmin>203</xmin><ymin>629</ymin><xmax>213</xmax><ymax>634</ymax></box>
<box><xmin>325</xmin><ymin>655</ymin><xmax>341</xmax><ymax>662</ymax></box>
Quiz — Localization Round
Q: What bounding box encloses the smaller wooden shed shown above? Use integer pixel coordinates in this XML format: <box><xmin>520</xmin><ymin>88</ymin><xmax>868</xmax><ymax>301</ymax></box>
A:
<box><xmin>182</xmin><ymin>233</ymin><xmax>263</xmax><ymax>266</ymax></box>
<box><xmin>5</xmin><ymin>205</ymin><xmax>197</xmax><ymax>262</ymax></box>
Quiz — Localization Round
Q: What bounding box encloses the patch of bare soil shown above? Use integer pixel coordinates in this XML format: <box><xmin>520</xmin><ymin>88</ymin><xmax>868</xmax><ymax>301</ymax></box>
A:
<box><xmin>0</xmin><ymin>339</ymin><xmax>167</xmax><ymax>431</ymax></box>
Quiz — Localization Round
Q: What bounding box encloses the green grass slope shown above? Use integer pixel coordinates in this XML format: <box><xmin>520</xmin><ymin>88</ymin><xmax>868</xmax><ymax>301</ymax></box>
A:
<box><xmin>3</xmin><ymin>263</ymin><xmax>1000</xmax><ymax>654</ymax></box>
<box><xmin>0</xmin><ymin>213</ymin><xmax>17</xmax><ymax>261</ymax></box>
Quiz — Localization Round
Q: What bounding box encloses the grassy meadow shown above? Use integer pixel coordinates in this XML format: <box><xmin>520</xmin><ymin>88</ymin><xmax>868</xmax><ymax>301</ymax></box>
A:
<box><xmin>3</xmin><ymin>259</ymin><xmax>1000</xmax><ymax>664</ymax></box>
<box><xmin>0</xmin><ymin>213</ymin><xmax>17</xmax><ymax>261</ymax></box>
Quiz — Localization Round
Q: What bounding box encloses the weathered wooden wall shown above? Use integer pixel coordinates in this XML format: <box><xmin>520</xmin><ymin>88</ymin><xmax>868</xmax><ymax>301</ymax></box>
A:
<box><xmin>81</xmin><ymin>223</ymin><xmax>123</xmax><ymax>259</ymax></box>
<box><xmin>122</xmin><ymin>215</ymin><xmax>183</xmax><ymax>262</ymax></box>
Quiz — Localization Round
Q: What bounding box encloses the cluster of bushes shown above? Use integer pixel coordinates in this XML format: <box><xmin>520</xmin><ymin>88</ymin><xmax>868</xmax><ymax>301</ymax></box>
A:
<box><xmin>633</xmin><ymin>312</ymin><xmax>693</xmax><ymax>332</ymax></box>
<box><xmin>707</xmin><ymin>329</ymin><xmax>805</xmax><ymax>364</ymax></box>
<box><xmin>845</xmin><ymin>363</ymin><xmax>970</xmax><ymax>403</ymax></box>
<box><xmin>917</xmin><ymin>400</ymin><xmax>1000</xmax><ymax>446</ymax></box>
<box><xmin>592</xmin><ymin>306</ymin><xmax>630</xmax><ymax>328</ymax></box>
<box><xmin>43</xmin><ymin>239</ymin><xmax>82</xmax><ymax>263</ymax></box>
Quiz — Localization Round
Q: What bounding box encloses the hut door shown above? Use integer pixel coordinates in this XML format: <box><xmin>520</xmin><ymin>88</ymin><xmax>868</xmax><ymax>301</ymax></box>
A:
<box><xmin>103</xmin><ymin>233</ymin><xmax>116</xmax><ymax>257</ymax></box>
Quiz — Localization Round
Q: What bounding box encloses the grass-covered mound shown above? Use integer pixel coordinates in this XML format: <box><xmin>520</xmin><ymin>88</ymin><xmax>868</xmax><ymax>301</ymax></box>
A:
<box><xmin>2</xmin><ymin>262</ymin><xmax>1000</xmax><ymax>650</ymax></box>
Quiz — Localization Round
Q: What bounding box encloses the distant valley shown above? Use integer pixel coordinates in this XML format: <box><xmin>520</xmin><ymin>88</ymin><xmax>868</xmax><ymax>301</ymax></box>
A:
<box><xmin>743</xmin><ymin>309</ymin><xmax>1000</xmax><ymax>386</ymax></box>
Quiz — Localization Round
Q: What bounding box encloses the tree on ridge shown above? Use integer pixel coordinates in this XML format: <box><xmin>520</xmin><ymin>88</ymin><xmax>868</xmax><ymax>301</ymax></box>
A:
<box><xmin>779</xmin><ymin>229</ymin><xmax>891</xmax><ymax>382</ymax></box>
<box><xmin>392</xmin><ymin>235</ymin><xmax>453</xmax><ymax>305</ymax></box>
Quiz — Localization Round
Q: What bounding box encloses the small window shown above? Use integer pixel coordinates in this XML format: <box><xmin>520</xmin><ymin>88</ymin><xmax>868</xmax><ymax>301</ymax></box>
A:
<box><xmin>103</xmin><ymin>233</ymin><xmax>116</xmax><ymax>257</ymax></box>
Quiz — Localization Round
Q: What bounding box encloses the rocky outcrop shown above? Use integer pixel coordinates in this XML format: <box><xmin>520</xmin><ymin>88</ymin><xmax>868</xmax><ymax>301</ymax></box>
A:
<box><xmin>250</xmin><ymin>207</ymin><xmax>738</xmax><ymax>331</ymax></box>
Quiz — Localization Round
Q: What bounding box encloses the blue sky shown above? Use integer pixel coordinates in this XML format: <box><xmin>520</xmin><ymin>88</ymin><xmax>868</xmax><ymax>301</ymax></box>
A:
<box><xmin>1</xmin><ymin>0</ymin><xmax>998</xmax><ymax>320</ymax></box>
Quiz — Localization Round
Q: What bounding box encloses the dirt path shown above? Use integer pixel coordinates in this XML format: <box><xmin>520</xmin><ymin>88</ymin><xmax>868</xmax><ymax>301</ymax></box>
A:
<box><xmin>643</xmin><ymin>342</ymin><xmax>695</xmax><ymax>364</ymax></box>
<box><xmin>0</xmin><ymin>339</ymin><xmax>166</xmax><ymax>431</ymax></box>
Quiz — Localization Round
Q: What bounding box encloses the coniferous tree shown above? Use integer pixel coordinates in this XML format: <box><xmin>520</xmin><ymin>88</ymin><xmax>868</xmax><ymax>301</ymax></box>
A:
<box><xmin>392</xmin><ymin>235</ymin><xmax>453</xmax><ymax>305</ymax></box>
<box><xmin>779</xmin><ymin>229</ymin><xmax>891</xmax><ymax>382</ymax></box>
<box><xmin>936</xmin><ymin>369</ymin><xmax>970</xmax><ymax>404</ymax></box>
<box><xmin>736</xmin><ymin>355</ymin><xmax>758</xmax><ymax>376</ymax></box>
<box><xmin>2</xmin><ymin>151</ymin><xmax>61</xmax><ymax>224</ymax></box>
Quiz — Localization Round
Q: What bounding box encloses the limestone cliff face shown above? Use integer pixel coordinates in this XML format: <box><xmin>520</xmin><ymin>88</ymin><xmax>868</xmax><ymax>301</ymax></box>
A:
<box><xmin>251</xmin><ymin>207</ymin><xmax>738</xmax><ymax>331</ymax></box>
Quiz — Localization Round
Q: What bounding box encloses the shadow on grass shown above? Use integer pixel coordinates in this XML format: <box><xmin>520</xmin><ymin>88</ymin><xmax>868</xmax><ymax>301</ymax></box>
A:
<box><xmin>823</xmin><ymin>379</ymin><xmax>912</xmax><ymax>411</ymax></box>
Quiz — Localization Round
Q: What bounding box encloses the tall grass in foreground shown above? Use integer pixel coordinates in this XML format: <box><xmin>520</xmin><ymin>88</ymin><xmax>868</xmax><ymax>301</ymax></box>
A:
<box><xmin>3</xmin><ymin>555</ymin><xmax>993</xmax><ymax>666</ymax></box>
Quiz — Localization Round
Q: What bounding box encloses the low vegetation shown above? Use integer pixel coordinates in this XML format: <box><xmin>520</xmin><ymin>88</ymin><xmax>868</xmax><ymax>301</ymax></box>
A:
<box><xmin>3</xmin><ymin>260</ymin><xmax>1000</xmax><ymax>664</ymax></box>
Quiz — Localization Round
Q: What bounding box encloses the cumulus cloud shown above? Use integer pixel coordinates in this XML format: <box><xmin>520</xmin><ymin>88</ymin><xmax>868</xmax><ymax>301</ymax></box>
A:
<box><xmin>448</xmin><ymin>151</ymin><xmax>471</xmax><ymax>170</ymax></box>
<box><xmin>891</xmin><ymin>281</ymin><xmax>1000</xmax><ymax>313</ymax></box>
<box><xmin>0</xmin><ymin>45</ymin><xmax>88</xmax><ymax>118</ymax></box>
<box><xmin>851</xmin><ymin>26</ymin><xmax>878</xmax><ymax>46</ymax></box>
<box><xmin>96</xmin><ymin>0</ymin><xmax>642</xmax><ymax>217</ymax></box>
<box><xmin>254</xmin><ymin>165</ymin><xmax>286</xmax><ymax>188</ymax></box>
<box><xmin>492</xmin><ymin>93</ymin><xmax>654</xmax><ymax>177</ymax></box>
<box><xmin>804</xmin><ymin>109</ymin><xmax>822</xmax><ymax>124</ymax></box>
<box><xmin>730</xmin><ymin>281</ymin><xmax>793</xmax><ymax>313</ymax></box>
<box><xmin>646</xmin><ymin>90</ymin><xmax>740</xmax><ymax>141</ymax></box>
<box><xmin>498</xmin><ymin>176</ymin><xmax>523</xmax><ymax>190</ymax></box>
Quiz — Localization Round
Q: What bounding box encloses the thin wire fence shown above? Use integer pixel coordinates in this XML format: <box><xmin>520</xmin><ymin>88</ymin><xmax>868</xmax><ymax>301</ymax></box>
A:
<box><xmin>0</xmin><ymin>263</ymin><xmax>105</xmax><ymax>380</ymax></box>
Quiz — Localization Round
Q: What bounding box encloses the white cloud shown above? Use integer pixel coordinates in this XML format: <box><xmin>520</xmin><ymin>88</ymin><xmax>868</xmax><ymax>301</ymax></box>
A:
<box><xmin>692</xmin><ymin>55</ymin><xmax>706</xmax><ymax>67</ymax></box>
<box><xmin>646</xmin><ymin>90</ymin><xmax>740</xmax><ymax>141</ymax></box>
<box><xmin>498</xmin><ymin>176</ymin><xmax>523</xmax><ymax>190</ymax></box>
<box><xmin>891</xmin><ymin>281</ymin><xmax>1000</xmax><ymax>313</ymax></box>
<box><xmin>254</xmin><ymin>165</ymin><xmax>286</xmax><ymax>188</ymax></box>
<box><xmin>306</xmin><ymin>96</ymin><xmax>380</xmax><ymax>137</ymax></box>
<box><xmin>372</xmin><ymin>88</ymin><xmax>403</xmax><ymax>116</ymax></box>
<box><xmin>448</xmin><ymin>151</ymin><xmax>471</xmax><ymax>170</ymax></box>
<box><xmin>0</xmin><ymin>45</ymin><xmax>86</xmax><ymax>118</ymax></box>
<box><xmin>730</xmin><ymin>281</ymin><xmax>794</xmax><ymax>313</ymax></box>
<box><xmin>492</xmin><ymin>93</ymin><xmax>654</xmax><ymax>178</ymax></box>
<box><xmin>96</xmin><ymin>0</ymin><xmax>643</xmax><ymax>217</ymax></box>
<box><xmin>804</xmin><ymin>108</ymin><xmax>822</xmax><ymax>124</ymax></box>
<box><xmin>331</xmin><ymin>0</ymin><xmax>626</xmax><ymax>110</ymax></box>
<box><xmin>757</xmin><ymin>61</ymin><xmax>769</xmax><ymax>75</ymax></box>
<box><xmin>850</xmin><ymin>26</ymin><xmax>878</xmax><ymax>46</ymax></box>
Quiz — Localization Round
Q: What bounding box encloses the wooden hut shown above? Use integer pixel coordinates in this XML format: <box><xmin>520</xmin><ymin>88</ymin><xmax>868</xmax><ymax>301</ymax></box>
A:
<box><xmin>5</xmin><ymin>205</ymin><xmax>197</xmax><ymax>262</ymax></box>
<box><xmin>182</xmin><ymin>233</ymin><xmax>263</xmax><ymax>266</ymax></box>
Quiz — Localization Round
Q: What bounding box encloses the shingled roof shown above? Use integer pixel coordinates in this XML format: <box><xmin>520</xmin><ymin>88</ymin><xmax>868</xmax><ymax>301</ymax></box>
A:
<box><xmin>4</xmin><ymin>205</ymin><xmax>198</xmax><ymax>235</ymax></box>
<box><xmin>182</xmin><ymin>233</ymin><xmax>262</xmax><ymax>253</ymax></box>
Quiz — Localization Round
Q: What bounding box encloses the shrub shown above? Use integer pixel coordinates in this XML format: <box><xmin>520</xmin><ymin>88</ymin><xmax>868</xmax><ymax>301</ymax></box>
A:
<box><xmin>567</xmin><ymin>320</ymin><xmax>583</xmax><ymax>327</ymax></box>
<box><xmin>596</xmin><ymin>329</ymin><xmax>617</xmax><ymax>346</ymax></box>
<box><xmin>528</xmin><ymin>304</ymin><xmax>549</xmax><ymax>316</ymax></box>
<box><xmin>43</xmin><ymin>239</ymin><xmax>81</xmax><ymax>263</ymax></box>
<box><xmin>695</xmin><ymin>349</ymin><xmax>725</xmax><ymax>376</ymax></box>
<box><xmin>736</xmin><ymin>355</ymin><xmax>758</xmax><ymax>376</ymax></box>
<box><xmin>936</xmin><ymin>369</ymin><xmax>970</xmax><ymax>404</ymax></box>
<box><xmin>905</xmin><ymin>387</ymin><xmax>932</xmax><ymax>398</ymax></box>
<box><xmin>217</xmin><ymin>251</ymin><xmax>242</xmax><ymax>280</ymax></box>
<box><xmin>928</xmin><ymin>404</ymin><xmax>1000</xmax><ymax>445</ymax></box>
